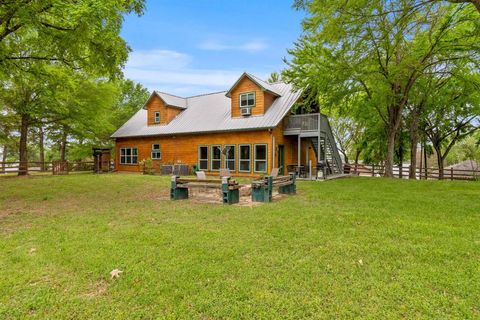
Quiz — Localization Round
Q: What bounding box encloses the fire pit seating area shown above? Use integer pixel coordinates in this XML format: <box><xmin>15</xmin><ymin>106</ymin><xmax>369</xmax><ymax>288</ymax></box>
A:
<box><xmin>251</xmin><ymin>173</ymin><xmax>296</xmax><ymax>203</ymax></box>
<box><xmin>170</xmin><ymin>173</ymin><xmax>240</xmax><ymax>205</ymax></box>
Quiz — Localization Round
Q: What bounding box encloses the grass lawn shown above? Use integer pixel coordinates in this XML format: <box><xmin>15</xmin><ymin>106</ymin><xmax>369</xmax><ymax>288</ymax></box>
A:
<box><xmin>0</xmin><ymin>174</ymin><xmax>479</xmax><ymax>319</ymax></box>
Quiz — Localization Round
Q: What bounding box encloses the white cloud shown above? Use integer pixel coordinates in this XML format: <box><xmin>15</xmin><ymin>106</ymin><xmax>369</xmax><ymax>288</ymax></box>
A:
<box><xmin>126</xmin><ymin>49</ymin><xmax>191</xmax><ymax>69</ymax></box>
<box><xmin>198</xmin><ymin>39</ymin><xmax>268</xmax><ymax>53</ymax></box>
<box><xmin>123</xmin><ymin>48</ymin><xmax>272</xmax><ymax>96</ymax></box>
<box><xmin>125</xmin><ymin>67</ymin><xmax>240</xmax><ymax>88</ymax></box>
<box><xmin>124</xmin><ymin>49</ymin><xmax>245</xmax><ymax>96</ymax></box>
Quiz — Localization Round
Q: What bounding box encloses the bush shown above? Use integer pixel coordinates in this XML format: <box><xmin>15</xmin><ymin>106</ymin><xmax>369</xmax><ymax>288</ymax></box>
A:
<box><xmin>139</xmin><ymin>158</ymin><xmax>154</xmax><ymax>175</ymax></box>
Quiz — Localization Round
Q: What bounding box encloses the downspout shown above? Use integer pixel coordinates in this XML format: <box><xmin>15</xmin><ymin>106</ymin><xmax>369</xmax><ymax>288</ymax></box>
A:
<box><xmin>318</xmin><ymin>112</ymin><xmax>322</xmax><ymax>178</ymax></box>
<box><xmin>272</xmin><ymin>132</ymin><xmax>275</xmax><ymax>173</ymax></box>
<box><xmin>297</xmin><ymin>135</ymin><xmax>301</xmax><ymax>168</ymax></box>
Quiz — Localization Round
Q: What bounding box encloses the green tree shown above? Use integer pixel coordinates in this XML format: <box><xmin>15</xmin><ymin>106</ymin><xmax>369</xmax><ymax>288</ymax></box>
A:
<box><xmin>47</xmin><ymin>75</ymin><xmax>119</xmax><ymax>161</ymax></box>
<box><xmin>293</xmin><ymin>0</ymin><xmax>480</xmax><ymax>14</ymax></box>
<box><xmin>423</xmin><ymin>73</ymin><xmax>480</xmax><ymax>178</ymax></box>
<box><xmin>0</xmin><ymin>0</ymin><xmax>144</xmax><ymax>77</ymax></box>
<box><xmin>284</xmin><ymin>0</ymin><xmax>478</xmax><ymax>177</ymax></box>
<box><xmin>267</xmin><ymin>72</ymin><xmax>281</xmax><ymax>83</ymax></box>
<box><xmin>445</xmin><ymin>134</ymin><xmax>480</xmax><ymax>166</ymax></box>
<box><xmin>46</xmin><ymin>78</ymin><xmax>148</xmax><ymax>162</ymax></box>
<box><xmin>0</xmin><ymin>108</ymin><xmax>17</xmax><ymax>172</ymax></box>
<box><xmin>0</xmin><ymin>1</ymin><xmax>145</xmax><ymax>175</ymax></box>
<box><xmin>110</xmin><ymin>79</ymin><xmax>150</xmax><ymax>132</ymax></box>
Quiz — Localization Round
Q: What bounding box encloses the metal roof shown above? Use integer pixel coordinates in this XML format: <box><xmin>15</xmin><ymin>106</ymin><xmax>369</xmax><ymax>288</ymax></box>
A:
<box><xmin>111</xmin><ymin>77</ymin><xmax>301</xmax><ymax>138</ymax></box>
<box><xmin>150</xmin><ymin>91</ymin><xmax>187</xmax><ymax>109</ymax></box>
<box><xmin>225</xmin><ymin>72</ymin><xmax>281</xmax><ymax>97</ymax></box>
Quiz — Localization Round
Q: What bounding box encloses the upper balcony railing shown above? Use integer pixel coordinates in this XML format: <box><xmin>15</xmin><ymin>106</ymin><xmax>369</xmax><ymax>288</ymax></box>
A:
<box><xmin>284</xmin><ymin>113</ymin><xmax>320</xmax><ymax>133</ymax></box>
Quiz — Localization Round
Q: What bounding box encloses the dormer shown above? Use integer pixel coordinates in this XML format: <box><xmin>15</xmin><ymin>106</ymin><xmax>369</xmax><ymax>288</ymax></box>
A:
<box><xmin>144</xmin><ymin>91</ymin><xmax>187</xmax><ymax>126</ymax></box>
<box><xmin>226</xmin><ymin>73</ymin><xmax>281</xmax><ymax>118</ymax></box>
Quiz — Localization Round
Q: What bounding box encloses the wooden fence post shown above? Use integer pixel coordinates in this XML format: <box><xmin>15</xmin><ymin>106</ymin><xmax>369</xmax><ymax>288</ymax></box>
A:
<box><xmin>372</xmin><ymin>164</ymin><xmax>375</xmax><ymax>177</ymax></box>
<box><xmin>451</xmin><ymin>168</ymin><xmax>454</xmax><ymax>181</ymax></box>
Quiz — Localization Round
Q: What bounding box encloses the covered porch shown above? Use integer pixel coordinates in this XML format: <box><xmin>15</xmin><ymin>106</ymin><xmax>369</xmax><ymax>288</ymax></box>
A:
<box><xmin>283</xmin><ymin>113</ymin><xmax>343</xmax><ymax>179</ymax></box>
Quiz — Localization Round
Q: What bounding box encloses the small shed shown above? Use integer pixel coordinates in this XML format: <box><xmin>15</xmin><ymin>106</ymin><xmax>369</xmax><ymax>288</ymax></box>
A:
<box><xmin>93</xmin><ymin>148</ymin><xmax>111</xmax><ymax>173</ymax></box>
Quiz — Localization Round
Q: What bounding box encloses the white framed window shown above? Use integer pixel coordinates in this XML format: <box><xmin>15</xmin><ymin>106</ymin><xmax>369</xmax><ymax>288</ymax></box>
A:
<box><xmin>211</xmin><ymin>145</ymin><xmax>221</xmax><ymax>171</ymax></box>
<box><xmin>240</xmin><ymin>92</ymin><xmax>255</xmax><ymax>108</ymax></box>
<box><xmin>223</xmin><ymin>145</ymin><xmax>235</xmax><ymax>171</ymax></box>
<box><xmin>151</xmin><ymin>144</ymin><xmax>161</xmax><ymax>159</ymax></box>
<box><xmin>239</xmin><ymin>144</ymin><xmax>251</xmax><ymax>172</ymax></box>
<box><xmin>254</xmin><ymin>144</ymin><xmax>267</xmax><ymax>173</ymax></box>
<box><xmin>198</xmin><ymin>145</ymin><xmax>209</xmax><ymax>170</ymax></box>
<box><xmin>120</xmin><ymin>147</ymin><xmax>138</xmax><ymax>165</ymax></box>
<box><xmin>154</xmin><ymin>111</ymin><xmax>160</xmax><ymax>123</ymax></box>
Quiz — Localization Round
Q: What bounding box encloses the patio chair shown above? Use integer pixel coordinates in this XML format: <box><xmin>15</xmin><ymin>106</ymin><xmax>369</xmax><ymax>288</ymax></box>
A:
<box><xmin>270</xmin><ymin>167</ymin><xmax>279</xmax><ymax>178</ymax></box>
<box><xmin>220</xmin><ymin>168</ymin><xmax>231</xmax><ymax>178</ymax></box>
<box><xmin>196</xmin><ymin>171</ymin><xmax>207</xmax><ymax>180</ymax></box>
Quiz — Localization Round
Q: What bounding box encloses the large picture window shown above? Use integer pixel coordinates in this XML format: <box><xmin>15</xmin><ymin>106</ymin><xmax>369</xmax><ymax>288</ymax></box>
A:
<box><xmin>239</xmin><ymin>144</ymin><xmax>251</xmax><ymax>172</ymax></box>
<box><xmin>211</xmin><ymin>145</ymin><xmax>221</xmax><ymax>171</ymax></box>
<box><xmin>240</xmin><ymin>92</ymin><xmax>255</xmax><ymax>108</ymax></box>
<box><xmin>223</xmin><ymin>145</ymin><xmax>235</xmax><ymax>171</ymax></box>
<box><xmin>151</xmin><ymin>144</ymin><xmax>161</xmax><ymax>159</ymax></box>
<box><xmin>198</xmin><ymin>146</ymin><xmax>209</xmax><ymax>170</ymax></box>
<box><xmin>254</xmin><ymin>144</ymin><xmax>267</xmax><ymax>172</ymax></box>
<box><xmin>120</xmin><ymin>147</ymin><xmax>138</xmax><ymax>165</ymax></box>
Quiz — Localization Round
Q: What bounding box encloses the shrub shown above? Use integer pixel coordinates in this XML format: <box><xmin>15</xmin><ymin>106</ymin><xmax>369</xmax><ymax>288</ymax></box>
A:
<box><xmin>139</xmin><ymin>158</ymin><xmax>154</xmax><ymax>175</ymax></box>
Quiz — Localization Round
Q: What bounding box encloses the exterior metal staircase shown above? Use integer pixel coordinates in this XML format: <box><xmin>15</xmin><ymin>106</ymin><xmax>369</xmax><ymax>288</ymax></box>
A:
<box><xmin>311</xmin><ymin>137</ymin><xmax>341</xmax><ymax>175</ymax></box>
<box><xmin>284</xmin><ymin>113</ymin><xmax>343</xmax><ymax>176</ymax></box>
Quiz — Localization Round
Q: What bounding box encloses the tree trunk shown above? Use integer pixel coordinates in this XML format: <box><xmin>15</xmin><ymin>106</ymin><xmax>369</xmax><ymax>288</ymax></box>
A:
<box><xmin>385</xmin><ymin>96</ymin><xmax>405</xmax><ymax>177</ymax></box>
<box><xmin>340</xmin><ymin>149</ymin><xmax>349</xmax><ymax>164</ymax></box>
<box><xmin>409</xmin><ymin>109</ymin><xmax>420</xmax><ymax>179</ymax></box>
<box><xmin>354</xmin><ymin>149</ymin><xmax>361</xmax><ymax>173</ymax></box>
<box><xmin>1</xmin><ymin>145</ymin><xmax>6</xmax><ymax>173</ymax></box>
<box><xmin>18</xmin><ymin>114</ymin><xmax>29</xmax><ymax>176</ymax></box>
<box><xmin>472</xmin><ymin>0</ymin><xmax>480</xmax><ymax>12</ymax></box>
<box><xmin>435</xmin><ymin>146</ymin><xmax>444</xmax><ymax>180</ymax></box>
<box><xmin>399</xmin><ymin>144</ymin><xmax>404</xmax><ymax>179</ymax></box>
<box><xmin>39</xmin><ymin>127</ymin><xmax>45</xmax><ymax>171</ymax></box>
<box><xmin>60</xmin><ymin>130</ymin><xmax>67</xmax><ymax>162</ymax></box>
<box><xmin>385</xmin><ymin>127</ymin><xmax>397</xmax><ymax>177</ymax></box>
<box><xmin>424</xmin><ymin>141</ymin><xmax>428</xmax><ymax>180</ymax></box>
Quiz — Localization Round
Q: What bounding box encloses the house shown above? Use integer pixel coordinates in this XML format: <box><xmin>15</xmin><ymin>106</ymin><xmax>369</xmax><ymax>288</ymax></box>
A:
<box><xmin>445</xmin><ymin>160</ymin><xmax>479</xmax><ymax>172</ymax></box>
<box><xmin>111</xmin><ymin>72</ymin><xmax>342</xmax><ymax>177</ymax></box>
<box><xmin>445</xmin><ymin>160</ymin><xmax>479</xmax><ymax>179</ymax></box>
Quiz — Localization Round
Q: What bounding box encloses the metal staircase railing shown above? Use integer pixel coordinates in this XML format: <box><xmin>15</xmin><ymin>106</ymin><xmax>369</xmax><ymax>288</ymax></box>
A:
<box><xmin>285</xmin><ymin>113</ymin><xmax>343</xmax><ymax>176</ymax></box>
<box><xmin>320</xmin><ymin>115</ymin><xmax>343</xmax><ymax>174</ymax></box>
<box><xmin>311</xmin><ymin>137</ymin><xmax>341</xmax><ymax>174</ymax></box>
<box><xmin>284</xmin><ymin>114</ymin><xmax>319</xmax><ymax>132</ymax></box>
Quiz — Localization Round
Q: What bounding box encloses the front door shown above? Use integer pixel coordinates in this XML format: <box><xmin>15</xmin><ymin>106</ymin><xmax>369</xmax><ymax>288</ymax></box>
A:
<box><xmin>278</xmin><ymin>145</ymin><xmax>285</xmax><ymax>175</ymax></box>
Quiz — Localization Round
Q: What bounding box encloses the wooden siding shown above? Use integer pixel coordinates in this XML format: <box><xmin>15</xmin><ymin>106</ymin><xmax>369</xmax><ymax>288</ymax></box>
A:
<box><xmin>230</xmin><ymin>77</ymin><xmax>275</xmax><ymax>117</ymax></box>
<box><xmin>116</xmin><ymin>130</ymin><xmax>278</xmax><ymax>177</ymax></box>
<box><xmin>147</xmin><ymin>95</ymin><xmax>183</xmax><ymax>126</ymax></box>
<box><xmin>115</xmin><ymin>129</ymin><xmax>315</xmax><ymax>177</ymax></box>
<box><xmin>264</xmin><ymin>92</ymin><xmax>275</xmax><ymax>113</ymax></box>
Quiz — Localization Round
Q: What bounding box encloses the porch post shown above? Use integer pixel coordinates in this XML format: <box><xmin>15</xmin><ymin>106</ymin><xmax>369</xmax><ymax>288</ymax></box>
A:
<box><xmin>318</xmin><ymin>113</ymin><xmax>321</xmax><ymax>163</ymax></box>
<box><xmin>297</xmin><ymin>135</ymin><xmax>301</xmax><ymax>167</ymax></box>
<box><xmin>305</xmin><ymin>144</ymin><xmax>309</xmax><ymax>176</ymax></box>
<box><xmin>272</xmin><ymin>135</ymin><xmax>276</xmax><ymax>171</ymax></box>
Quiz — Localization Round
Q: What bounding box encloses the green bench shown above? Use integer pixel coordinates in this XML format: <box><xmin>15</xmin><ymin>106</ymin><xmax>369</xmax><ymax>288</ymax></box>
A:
<box><xmin>251</xmin><ymin>173</ymin><xmax>296</xmax><ymax>203</ymax></box>
<box><xmin>170</xmin><ymin>176</ymin><xmax>240</xmax><ymax>205</ymax></box>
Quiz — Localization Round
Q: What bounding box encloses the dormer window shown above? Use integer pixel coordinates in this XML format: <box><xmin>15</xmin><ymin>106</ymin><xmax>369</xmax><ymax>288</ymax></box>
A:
<box><xmin>154</xmin><ymin>112</ymin><xmax>160</xmax><ymax>123</ymax></box>
<box><xmin>240</xmin><ymin>92</ymin><xmax>255</xmax><ymax>108</ymax></box>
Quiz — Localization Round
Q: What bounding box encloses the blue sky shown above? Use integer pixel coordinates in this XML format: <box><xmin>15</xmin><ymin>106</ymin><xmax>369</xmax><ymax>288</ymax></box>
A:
<box><xmin>121</xmin><ymin>0</ymin><xmax>304</xmax><ymax>96</ymax></box>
